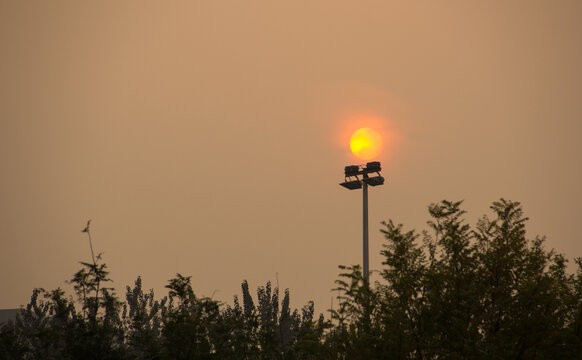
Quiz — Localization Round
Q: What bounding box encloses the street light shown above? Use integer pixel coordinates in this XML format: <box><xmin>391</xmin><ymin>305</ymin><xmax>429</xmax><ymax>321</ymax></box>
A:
<box><xmin>339</xmin><ymin>161</ymin><xmax>385</xmax><ymax>280</ymax></box>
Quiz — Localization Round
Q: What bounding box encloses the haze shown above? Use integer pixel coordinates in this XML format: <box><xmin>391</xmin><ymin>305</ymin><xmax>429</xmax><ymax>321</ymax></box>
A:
<box><xmin>1</xmin><ymin>1</ymin><xmax>581</xmax><ymax>312</ymax></box>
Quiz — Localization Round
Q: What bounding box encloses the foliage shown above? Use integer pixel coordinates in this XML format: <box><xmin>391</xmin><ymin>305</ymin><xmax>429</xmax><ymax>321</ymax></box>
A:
<box><xmin>323</xmin><ymin>199</ymin><xmax>582</xmax><ymax>359</ymax></box>
<box><xmin>1</xmin><ymin>199</ymin><xmax>581</xmax><ymax>359</ymax></box>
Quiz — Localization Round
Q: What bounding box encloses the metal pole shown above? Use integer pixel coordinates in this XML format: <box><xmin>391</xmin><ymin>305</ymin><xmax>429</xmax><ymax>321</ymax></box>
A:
<box><xmin>362</xmin><ymin>177</ymin><xmax>369</xmax><ymax>281</ymax></box>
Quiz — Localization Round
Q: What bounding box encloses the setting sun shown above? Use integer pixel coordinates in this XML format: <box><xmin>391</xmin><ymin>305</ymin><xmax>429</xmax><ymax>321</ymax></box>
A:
<box><xmin>350</xmin><ymin>127</ymin><xmax>383</xmax><ymax>160</ymax></box>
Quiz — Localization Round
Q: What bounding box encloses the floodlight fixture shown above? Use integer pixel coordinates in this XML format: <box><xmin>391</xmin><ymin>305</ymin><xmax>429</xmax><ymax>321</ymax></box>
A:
<box><xmin>362</xmin><ymin>175</ymin><xmax>384</xmax><ymax>186</ymax></box>
<box><xmin>365</xmin><ymin>161</ymin><xmax>381</xmax><ymax>173</ymax></box>
<box><xmin>344</xmin><ymin>165</ymin><xmax>360</xmax><ymax>177</ymax></box>
<box><xmin>340</xmin><ymin>179</ymin><xmax>362</xmax><ymax>190</ymax></box>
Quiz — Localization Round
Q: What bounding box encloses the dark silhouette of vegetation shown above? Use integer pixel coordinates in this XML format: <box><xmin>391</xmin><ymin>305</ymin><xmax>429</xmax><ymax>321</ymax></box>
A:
<box><xmin>1</xmin><ymin>199</ymin><xmax>581</xmax><ymax>359</ymax></box>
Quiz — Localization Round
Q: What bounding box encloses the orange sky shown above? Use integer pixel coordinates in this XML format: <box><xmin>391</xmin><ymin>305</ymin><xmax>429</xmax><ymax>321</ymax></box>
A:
<box><xmin>1</xmin><ymin>1</ymin><xmax>581</xmax><ymax>311</ymax></box>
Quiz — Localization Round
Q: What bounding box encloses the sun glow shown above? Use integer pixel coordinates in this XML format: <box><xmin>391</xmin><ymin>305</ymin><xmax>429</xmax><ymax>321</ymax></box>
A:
<box><xmin>350</xmin><ymin>127</ymin><xmax>383</xmax><ymax>160</ymax></box>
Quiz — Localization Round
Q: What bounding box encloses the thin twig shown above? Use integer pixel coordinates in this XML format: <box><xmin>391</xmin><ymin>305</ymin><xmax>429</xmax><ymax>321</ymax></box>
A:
<box><xmin>82</xmin><ymin>219</ymin><xmax>100</xmax><ymax>322</ymax></box>
<box><xmin>87</xmin><ymin>230</ymin><xmax>97</xmax><ymax>269</ymax></box>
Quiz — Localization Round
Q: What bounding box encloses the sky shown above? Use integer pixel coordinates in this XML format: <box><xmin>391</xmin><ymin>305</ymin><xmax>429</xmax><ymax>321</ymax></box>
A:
<box><xmin>1</xmin><ymin>1</ymin><xmax>581</xmax><ymax>312</ymax></box>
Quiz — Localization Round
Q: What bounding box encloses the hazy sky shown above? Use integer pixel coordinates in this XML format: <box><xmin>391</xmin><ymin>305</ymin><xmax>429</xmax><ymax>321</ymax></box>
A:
<box><xmin>1</xmin><ymin>1</ymin><xmax>581</xmax><ymax>312</ymax></box>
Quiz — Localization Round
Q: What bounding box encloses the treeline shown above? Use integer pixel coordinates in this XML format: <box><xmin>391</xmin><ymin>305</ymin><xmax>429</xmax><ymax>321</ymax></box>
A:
<box><xmin>1</xmin><ymin>199</ymin><xmax>581</xmax><ymax>359</ymax></box>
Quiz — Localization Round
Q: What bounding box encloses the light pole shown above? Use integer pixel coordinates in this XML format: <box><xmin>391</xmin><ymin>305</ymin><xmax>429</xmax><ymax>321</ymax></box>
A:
<box><xmin>339</xmin><ymin>162</ymin><xmax>384</xmax><ymax>280</ymax></box>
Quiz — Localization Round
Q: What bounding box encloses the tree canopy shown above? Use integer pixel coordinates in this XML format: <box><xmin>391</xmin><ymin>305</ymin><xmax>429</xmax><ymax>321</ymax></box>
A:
<box><xmin>1</xmin><ymin>199</ymin><xmax>581</xmax><ymax>359</ymax></box>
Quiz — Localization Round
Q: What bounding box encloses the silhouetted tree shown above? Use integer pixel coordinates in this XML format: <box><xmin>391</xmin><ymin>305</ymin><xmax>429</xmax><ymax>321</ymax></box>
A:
<box><xmin>2</xmin><ymin>199</ymin><xmax>581</xmax><ymax>359</ymax></box>
<box><xmin>325</xmin><ymin>199</ymin><xmax>582</xmax><ymax>359</ymax></box>
<box><xmin>161</xmin><ymin>273</ymin><xmax>216</xmax><ymax>359</ymax></box>
<box><xmin>122</xmin><ymin>276</ymin><xmax>166</xmax><ymax>359</ymax></box>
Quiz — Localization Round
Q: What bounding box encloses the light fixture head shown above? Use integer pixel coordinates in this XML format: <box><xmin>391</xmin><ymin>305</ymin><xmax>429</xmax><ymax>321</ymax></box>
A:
<box><xmin>365</xmin><ymin>161</ymin><xmax>381</xmax><ymax>173</ymax></box>
<box><xmin>340</xmin><ymin>179</ymin><xmax>362</xmax><ymax>190</ymax></box>
<box><xmin>362</xmin><ymin>176</ymin><xmax>385</xmax><ymax>186</ymax></box>
<box><xmin>344</xmin><ymin>165</ymin><xmax>360</xmax><ymax>177</ymax></box>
